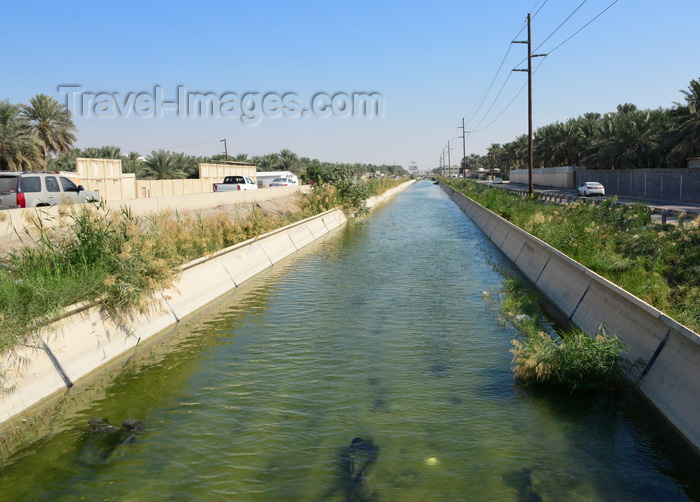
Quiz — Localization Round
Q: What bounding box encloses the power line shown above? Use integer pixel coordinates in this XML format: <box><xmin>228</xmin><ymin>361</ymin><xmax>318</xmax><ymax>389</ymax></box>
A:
<box><xmin>470</xmin><ymin>56</ymin><xmax>548</xmax><ymax>134</ymax></box>
<box><xmin>534</xmin><ymin>0</ymin><xmax>588</xmax><ymax>53</ymax></box>
<box><xmin>468</xmin><ymin>71</ymin><xmax>516</xmax><ymax>132</ymax></box>
<box><xmin>132</xmin><ymin>140</ymin><xmax>222</xmax><ymax>155</ymax></box>
<box><xmin>461</xmin><ymin>1</ymin><xmax>552</xmax><ymax>132</ymax></box>
<box><xmin>545</xmin><ymin>0</ymin><xmax>621</xmax><ymax>55</ymax></box>
<box><xmin>463</xmin><ymin>14</ymin><xmax>533</xmax><ymax>128</ymax></box>
<box><xmin>464</xmin><ymin>0</ymin><xmax>621</xmax><ymax>136</ymax></box>
<box><xmin>531</xmin><ymin>0</ymin><xmax>549</xmax><ymax>19</ymax></box>
<box><xmin>464</xmin><ymin>43</ymin><xmax>517</xmax><ymax>126</ymax></box>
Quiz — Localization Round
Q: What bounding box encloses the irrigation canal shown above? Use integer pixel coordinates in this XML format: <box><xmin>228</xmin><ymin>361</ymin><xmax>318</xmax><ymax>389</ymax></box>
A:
<box><xmin>1</xmin><ymin>180</ymin><xmax>699</xmax><ymax>501</ymax></box>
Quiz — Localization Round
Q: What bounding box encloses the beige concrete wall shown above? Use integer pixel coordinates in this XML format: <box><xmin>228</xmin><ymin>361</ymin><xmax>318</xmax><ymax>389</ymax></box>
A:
<box><xmin>0</xmin><ymin>180</ymin><xmax>415</xmax><ymax>429</ymax></box>
<box><xmin>75</xmin><ymin>159</ymin><xmax>258</xmax><ymax>201</ymax></box>
<box><xmin>199</xmin><ymin>163</ymin><xmax>257</xmax><ymax>189</ymax></box>
<box><xmin>441</xmin><ymin>182</ymin><xmax>700</xmax><ymax>452</ymax></box>
<box><xmin>75</xmin><ymin>158</ymin><xmax>136</xmax><ymax>201</ymax></box>
<box><xmin>511</xmin><ymin>167</ymin><xmax>576</xmax><ymax>188</ymax></box>
<box><xmin>135</xmin><ymin>179</ymin><xmax>211</xmax><ymax>199</ymax></box>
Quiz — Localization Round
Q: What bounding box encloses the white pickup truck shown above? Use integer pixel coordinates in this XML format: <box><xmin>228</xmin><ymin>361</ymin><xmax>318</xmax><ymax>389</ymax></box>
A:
<box><xmin>212</xmin><ymin>175</ymin><xmax>258</xmax><ymax>192</ymax></box>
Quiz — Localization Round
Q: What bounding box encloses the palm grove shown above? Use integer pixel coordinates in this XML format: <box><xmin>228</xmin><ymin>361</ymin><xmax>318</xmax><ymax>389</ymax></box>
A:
<box><xmin>3</xmin><ymin>78</ymin><xmax>700</xmax><ymax>178</ymax></box>
<box><xmin>449</xmin><ymin>78</ymin><xmax>700</xmax><ymax>176</ymax></box>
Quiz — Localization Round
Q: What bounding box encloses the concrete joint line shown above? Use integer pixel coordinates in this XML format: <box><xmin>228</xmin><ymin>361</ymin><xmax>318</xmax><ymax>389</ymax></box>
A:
<box><xmin>161</xmin><ymin>292</ymin><xmax>180</xmax><ymax>323</ymax></box>
<box><xmin>321</xmin><ymin>217</ymin><xmax>332</xmax><ymax>233</ymax></box>
<box><xmin>512</xmin><ymin>239</ymin><xmax>527</xmax><ymax>264</ymax></box>
<box><xmin>534</xmin><ymin>253</ymin><xmax>552</xmax><ymax>285</ymax></box>
<box><xmin>307</xmin><ymin>228</ymin><xmax>319</xmax><ymax>240</ymax></box>
<box><xmin>635</xmin><ymin>329</ymin><xmax>671</xmax><ymax>389</ymax></box>
<box><xmin>287</xmin><ymin>233</ymin><xmax>299</xmax><ymax>251</ymax></box>
<box><xmin>487</xmin><ymin>219</ymin><xmax>499</xmax><ymax>239</ymax></box>
<box><xmin>259</xmin><ymin>244</ymin><xmax>275</xmax><ymax>267</ymax></box>
<box><xmin>568</xmin><ymin>280</ymin><xmax>592</xmax><ymax>322</ymax></box>
<box><xmin>39</xmin><ymin>337</ymin><xmax>73</xmax><ymax>388</ymax></box>
<box><xmin>222</xmin><ymin>263</ymin><xmax>239</xmax><ymax>288</ymax></box>
<box><xmin>502</xmin><ymin>228</ymin><xmax>511</xmax><ymax>244</ymax></box>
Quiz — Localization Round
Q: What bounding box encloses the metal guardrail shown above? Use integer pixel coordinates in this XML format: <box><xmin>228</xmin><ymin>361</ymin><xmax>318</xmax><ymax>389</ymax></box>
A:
<box><xmin>495</xmin><ymin>186</ymin><xmax>700</xmax><ymax>226</ymax></box>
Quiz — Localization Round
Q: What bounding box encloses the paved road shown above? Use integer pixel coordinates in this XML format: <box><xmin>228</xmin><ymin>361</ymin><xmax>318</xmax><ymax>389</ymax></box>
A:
<box><xmin>493</xmin><ymin>181</ymin><xmax>700</xmax><ymax>215</ymax></box>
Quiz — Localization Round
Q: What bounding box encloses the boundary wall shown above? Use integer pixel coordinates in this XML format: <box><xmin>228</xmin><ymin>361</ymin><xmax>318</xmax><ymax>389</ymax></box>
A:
<box><xmin>74</xmin><ymin>159</ymin><xmax>258</xmax><ymax>201</ymax></box>
<box><xmin>510</xmin><ymin>166</ymin><xmax>700</xmax><ymax>203</ymax></box>
<box><xmin>511</xmin><ymin>166</ymin><xmax>576</xmax><ymax>188</ymax></box>
<box><xmin>440</xmin><ymin>182</ymin><xmax>700</xmax><ymax>452</ymax></box>
<box><xmin>0</xmin><ymin>180</ymin><xmax>415</xmax><ymax>428</ymax></box>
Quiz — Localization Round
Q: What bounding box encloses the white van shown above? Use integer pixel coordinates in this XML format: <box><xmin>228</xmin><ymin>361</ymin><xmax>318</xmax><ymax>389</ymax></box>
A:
<box><xmin>256</xmin><ymin>171</ymin><xmax>298</xmax><ymax>188</ymax></box>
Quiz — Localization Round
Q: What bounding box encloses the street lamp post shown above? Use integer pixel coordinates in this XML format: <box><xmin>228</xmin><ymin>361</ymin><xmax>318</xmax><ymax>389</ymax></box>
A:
<box><xmin>220</xmin><ymin>139</ymin><xmax>228</xmax><ymax>161</ymax></box>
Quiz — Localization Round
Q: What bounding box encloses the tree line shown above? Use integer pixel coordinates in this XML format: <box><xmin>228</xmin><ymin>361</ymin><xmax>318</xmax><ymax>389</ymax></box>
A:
<box><xmin>47</xmin><ymin>146</ymin><xmax>407</xmax><ymax>182</ymax></box>
<box><xmin>0</xmin><ymin>94</ymin><xmax>406</xmax><ymax>181</ymax></box>
<box><xmin>456</xmin><ymin>77</ymin><xmax>700</xmax><ymax>177</ymax></box>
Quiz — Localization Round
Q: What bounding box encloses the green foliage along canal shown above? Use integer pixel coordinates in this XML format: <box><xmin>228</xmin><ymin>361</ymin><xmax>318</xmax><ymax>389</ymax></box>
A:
<box><xmin>1</xmin><ymin>180</ymin><xmax>699</xmax><ymax>501</ymax></box>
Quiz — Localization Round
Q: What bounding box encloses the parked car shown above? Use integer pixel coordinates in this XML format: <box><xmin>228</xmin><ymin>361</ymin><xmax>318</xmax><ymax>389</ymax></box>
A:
<box><xmin>269</xmin><ymin>177</ymin><xmax>298</xmax><ymax>187</ymax></box>
<box><xmin>577</xmin><ymin>182</ymin><xmax>605</xmax><ymax>197</ymax></box>
<box><xmin>493</xmin><ymin>178</ymin><xmax>504</xmax><ymax>184</ymax></box>
<box><xmin>0</xmin><ymin>172</ymin><xmax>101</xmax><ymax>209</ymax></box>
<box><xmin>212</xmin><ymin>176</ymin><xmax>258</xmax><ymax>192</ymax></box>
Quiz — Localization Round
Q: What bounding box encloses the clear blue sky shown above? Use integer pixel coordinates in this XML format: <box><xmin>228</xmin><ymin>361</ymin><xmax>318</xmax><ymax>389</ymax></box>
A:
<box><xmin>3</xmin><ymin>0</ymin><xmax>699</xmax><ymax>170</ymax></box>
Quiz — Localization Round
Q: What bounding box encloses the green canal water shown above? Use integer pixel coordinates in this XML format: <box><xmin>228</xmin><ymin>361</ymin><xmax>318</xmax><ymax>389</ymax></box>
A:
<box><xmin>1</xmin><ymin>180</ymin><xmax>699</xmax><ymax>501</ymax></box>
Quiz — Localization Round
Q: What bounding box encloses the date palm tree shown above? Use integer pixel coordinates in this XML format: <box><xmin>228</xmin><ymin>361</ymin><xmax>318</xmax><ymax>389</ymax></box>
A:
<box><xmin>0</xmin><ymin>100</ymin><xmax>44</xmax><ymax>171</ymax></box>
<box><xmin>142</xmin><ymin>150</ymin><xmax>186</xmax><ymax>179</ymax></box>
<box><xmin>276</xmin><ymin>148</ymin><xmax>299</xmax><ymax>172</ymax></box>
<box><xmin>20</xmin><ymin>94</ymin><xmax>77</xmax><ymax>159</ymax></box>
<box><xmin>256</xmin><ymin>153</ymin><xmax>279</xmax><ymax>171</ymax></box>
<box><xmin>81</xmin><ymin>145</ymin><xmax>122</xmax><ymax>159</ymax></box>
<box><xmin>668</xmin><ymin>78</ymin><xmax>700</xmax><ymax>167</ymax></box>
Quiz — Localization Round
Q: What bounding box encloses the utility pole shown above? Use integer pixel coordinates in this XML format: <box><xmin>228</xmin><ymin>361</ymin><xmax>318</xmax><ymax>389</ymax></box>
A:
<box><xmin>220</xmin><ymin>138</ymin><xmax>228</xmax><ymax>161</ymax></box>
<box><xmin>513</xmin><ymin>13</ymin><xmax>546</xmax><ymax>196</ymax></box>
<box><xmin>447</xmin><ymin>141</ymin><xmax>452</xmax><ymax>178</ymax></box>
<box><xmin>459</xmin><ymin>118</ymin><xmax>469</xmax><ymax>177</ymax></box>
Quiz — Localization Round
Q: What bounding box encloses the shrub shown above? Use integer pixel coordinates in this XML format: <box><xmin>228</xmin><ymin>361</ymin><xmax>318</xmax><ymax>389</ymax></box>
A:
<box><xmin>511</xmin><ymin>327</ymin><xmax>644</xmax><ymax>390</ymax></box>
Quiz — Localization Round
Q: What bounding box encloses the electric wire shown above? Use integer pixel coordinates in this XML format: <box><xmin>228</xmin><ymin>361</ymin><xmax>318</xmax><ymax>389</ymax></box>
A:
<box><xmin>463</xmin><ymin>42</ymin><xmax>516</xmax><ymax>127</ymax></box>
<box><xmin>132</xmin><ymin>140</ymin><xmax>222</xmax><ymax>155</ymax></box>
<box><xmin>534</xmin><ymin>0</ymin><xmax>588</xmax><ymax>53</ymax></box>
<box><xmin>466</xmin><ymin>0</ymin><xmax>621</xmax><ymax>137</ymax></box>
<box><xmin>545</xmin><ymin>0</ymin><xmax>621</xmax><ymax>55</ymax></box>
<box><xmin>531</xmin><ymin>0</ymin><xmax>549</xmax><ymax>19</ymax></box>
<box><xmin>469</xmin><ymin>56</ymin><xmax>548</xmax><ymax>135</ymax></box>
<box><xmin>447</xmin><ymin>0</ymin><xmax>620</xmax><ymax>158</ymax></box>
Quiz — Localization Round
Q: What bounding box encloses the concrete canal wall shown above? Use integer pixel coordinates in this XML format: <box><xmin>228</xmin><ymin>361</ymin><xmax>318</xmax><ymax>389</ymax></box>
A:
<box><xmin>0</xmin><ymin>181</ymin><xmax>415</xmax><ymax>428</ymax></box>
<box><xmin>440</xmin><ymin>182</ymin><xmax>700</xmax><ymax>452</ymax></box>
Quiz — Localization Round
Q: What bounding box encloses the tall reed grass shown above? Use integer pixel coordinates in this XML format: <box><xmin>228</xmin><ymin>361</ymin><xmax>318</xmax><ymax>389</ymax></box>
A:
<box><xmin>450</xmin><ymin>179</ymin><xmax>700</xmax><ymax>334</ymax></box>
<box><xmin>0</xmin><ymin>185</ymin><xmax>355</xmax><ymax>356</ymax></box>
<box><xmin>491</xmin><ymin>276</ymin><xmax>643</xmax><ymax>390</ymax></box>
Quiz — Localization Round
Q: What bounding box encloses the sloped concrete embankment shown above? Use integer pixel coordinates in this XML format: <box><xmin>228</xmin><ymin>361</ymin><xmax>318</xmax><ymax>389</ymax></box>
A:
<box><xmin>440</xmin><ymin>183</ymin><xmax>700</xmax><ymax>452</ymax></box>
<box><xmin>0</xmin><ymin>180</ymin><xmax>415</xmax><ymax>427</ymax></box>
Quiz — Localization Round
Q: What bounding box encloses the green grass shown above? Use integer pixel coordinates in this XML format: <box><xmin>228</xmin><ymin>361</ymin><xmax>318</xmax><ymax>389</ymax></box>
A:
<box><xmin>0</xmin><ymin>179</ymin><xmax>410</xmax><ymax>359</ymax></box>
<box><xmin>449</xmin><ymin>179</ymin><xmax>700</xmax><ymax>334</ymax></box>
<box><xmin>490</xmin><ymin>276</ymin><xmax>643</xmax><ymax>391</ymax></box>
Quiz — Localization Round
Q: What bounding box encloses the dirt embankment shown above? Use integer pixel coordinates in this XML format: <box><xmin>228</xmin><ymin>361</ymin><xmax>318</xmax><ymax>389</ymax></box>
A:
<box><xmin>0</xmin><ymin>194</ymin><xmax>305</xmax><ymax>255</ymax></box>
<box><xmin>195</xmin><ymin>194</ymin><xmax>302</xmax><ymax>221</ymax></box>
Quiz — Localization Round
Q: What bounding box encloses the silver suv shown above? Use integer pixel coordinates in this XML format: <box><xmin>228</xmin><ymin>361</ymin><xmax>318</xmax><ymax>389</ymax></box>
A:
<box><xmin>0</xmin><ymin>172</ymin><xmax>101</xmax><ymax>209</ymax></box>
